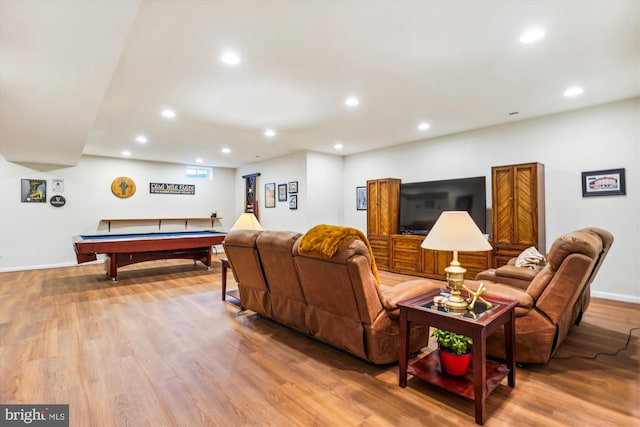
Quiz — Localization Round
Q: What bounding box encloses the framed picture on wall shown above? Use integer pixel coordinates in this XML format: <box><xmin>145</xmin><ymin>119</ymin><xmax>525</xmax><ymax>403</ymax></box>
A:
<box><xmin>21</xmin><ymin>179</ymin><xmax>47</xmax><ymax>203</ymax></box>
<box><xmin>356</xmin><ymin>186</ymin><xmax>367</xmax><ymax>210</ymax></box>
<box><xmin>52</xmin><ymin>179</ymin><xmax>64</xmax><ymax>193</ymax></box>
<box><xmin>278</xmin><ymin>183</ymin><xmax>287</xmax><ymax>201</ymax></box>
<box><xmin>265</xmin><ymin>182</ymin><xmax>276</xmax><ymax>208</ymax></box>
<box><xmin>581</xmin><ymin>168</ymin><xmax>626</xmax><ymax>197</ymax></box>
<box><xmin>287</xmin><ymin>181</ymin><xmax>298</xmax><ymax>194</ymax></box>
<box><xmin>289</xmin><ymin>194</ymin><xmax>298</xmax><ymax>210</ymax></box>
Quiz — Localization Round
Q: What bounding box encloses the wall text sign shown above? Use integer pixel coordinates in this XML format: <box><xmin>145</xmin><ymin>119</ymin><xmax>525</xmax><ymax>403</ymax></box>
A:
<box><xmin>149</xmin><ymin>183</ymin><xmax>195</xmax><ymax>195</ymax></box>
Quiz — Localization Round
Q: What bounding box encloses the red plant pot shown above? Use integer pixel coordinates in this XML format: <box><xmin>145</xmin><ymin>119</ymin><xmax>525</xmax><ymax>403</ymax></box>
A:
<box><xmin>439</xmin><ymin>349</ymin><xmax>471</xmax><ymax>376</ymax></box>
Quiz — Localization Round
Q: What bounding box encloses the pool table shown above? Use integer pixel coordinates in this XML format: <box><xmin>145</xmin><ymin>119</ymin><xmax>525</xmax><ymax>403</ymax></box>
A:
<box><xmin>73</xmin><ymin>230</ymin><xmax>226</xmax><ymax>281</ymax></box>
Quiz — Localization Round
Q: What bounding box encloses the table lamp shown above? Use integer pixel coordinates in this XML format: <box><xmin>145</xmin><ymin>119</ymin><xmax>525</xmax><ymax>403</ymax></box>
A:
<box><xmin>230</xmin><ymin>212</ymin><xmax>263</xmax><ymax>231</ymax></box>
<box><xmin>421</xmin><ymin>211</ymin><xmax>492</xmax><ymax>313</ymax></box>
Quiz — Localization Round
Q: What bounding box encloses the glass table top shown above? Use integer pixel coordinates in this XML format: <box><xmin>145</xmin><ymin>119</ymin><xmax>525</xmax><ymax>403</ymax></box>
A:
<box><xmin>419</xmin><ymin>294</ymin><xmax>499</xmax><ymax>320</ymax></box>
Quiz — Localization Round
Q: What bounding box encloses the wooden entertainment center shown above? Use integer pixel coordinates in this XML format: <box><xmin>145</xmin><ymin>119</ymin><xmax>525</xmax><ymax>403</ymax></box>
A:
<box><xmin>367</xmin><ymin>162</ymin><xmax>545</xmax><ymax>279</ymax></box>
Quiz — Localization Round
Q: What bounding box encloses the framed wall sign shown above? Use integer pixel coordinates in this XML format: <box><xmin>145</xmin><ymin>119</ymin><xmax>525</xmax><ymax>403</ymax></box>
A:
<box><xmin>50</xmin><ymin>195</ymin><xmax>66</xmax><ymax>207</ymax></box>
<box><xmin>111</xmin><ymin>177</ymin><xmax>136</xmax><ymax>198</ymax></box>
<box><xmin>581</xmin><ymin>168</ymin><xmax>626</xmax><ymax>197</ymax></box>
<box><xmin>149</xmin><ymin>182</ymin><xmax>195</xmax><ymax>195</ymax></box>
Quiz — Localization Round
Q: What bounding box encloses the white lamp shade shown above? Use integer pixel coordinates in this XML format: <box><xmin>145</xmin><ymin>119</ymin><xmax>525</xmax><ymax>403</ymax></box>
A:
<box><xmin>421</xmin><ymin>211</ymin><xmax>492</xmax><ymax>252</ymax></box>
<box><xmin>230</xmin><ymin>213</ymin><xmax>263</xmax><ymax>231</ymax></box>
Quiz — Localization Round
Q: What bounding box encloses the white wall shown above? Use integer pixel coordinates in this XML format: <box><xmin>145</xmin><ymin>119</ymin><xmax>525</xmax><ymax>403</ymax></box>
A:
<box><xmin>235</xmin><ymin>151</ymin><xmax>308</xmax><ymax>231</ymax></box>
<box><xmin>0</xmin><ymin>155</ymin><xmax>236</xmax><ymax>270</ymax></box>
<box><xmin>234</xmin><ymin>151</ymin><xmax>344</xmax><ymax>232</ymax></box>
<box><xmin>306</xmin><ymin>151</ymin><xmax>343</xmax><ymax>228</ymax></box>
<box><xmin>343</xmin><ymin>97</ymin><xmax>640</xmax><ymax>302</ymax></box>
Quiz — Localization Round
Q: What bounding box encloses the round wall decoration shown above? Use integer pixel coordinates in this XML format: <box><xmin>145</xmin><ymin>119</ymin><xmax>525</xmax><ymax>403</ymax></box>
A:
<box><xmin>50</xmin><ymin>195</ymin><xmax>66</xmax><ymax>207</ymax></box>
<box><xmin>111</xmin><ymin>176</ymin><xmax>136</xmax><ymax>198</ymax></box>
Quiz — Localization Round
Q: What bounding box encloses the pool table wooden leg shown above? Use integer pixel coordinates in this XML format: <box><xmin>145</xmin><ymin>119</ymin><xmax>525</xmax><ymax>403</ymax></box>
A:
<box><xmin>106</xmin><ymin>253</ymin><xmax>118</xmax><ymax>281</ymax></box>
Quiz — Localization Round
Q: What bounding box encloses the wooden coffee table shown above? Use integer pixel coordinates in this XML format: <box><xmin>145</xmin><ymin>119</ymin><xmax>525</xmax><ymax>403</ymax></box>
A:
<box><xmin>398</xmin><ymin>288</ymin><xmax>517</xmax><ymax>425</ymax></box>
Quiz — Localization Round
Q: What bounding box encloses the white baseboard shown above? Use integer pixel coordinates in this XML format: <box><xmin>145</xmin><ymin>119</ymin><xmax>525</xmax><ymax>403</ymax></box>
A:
<box><xmin>0</xmin><ymin>261</ymin><xmax>79</xmax><ymax>273</ymax></box>
<box><xmin>592</xmin><ymin>290</ymin><xmax>640</xmax><ymax>304</ymax></box>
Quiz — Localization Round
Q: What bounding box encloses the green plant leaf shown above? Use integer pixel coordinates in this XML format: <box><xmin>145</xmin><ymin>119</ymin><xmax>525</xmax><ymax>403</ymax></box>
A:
<box><xmin>431</xmin><ymin>328</ymin><xmax>473</xmax><ymax>355</ymax></box>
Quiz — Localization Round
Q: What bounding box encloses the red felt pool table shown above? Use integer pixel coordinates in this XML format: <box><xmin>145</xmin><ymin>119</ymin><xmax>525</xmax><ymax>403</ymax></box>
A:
<box><xmin>73</xmin><ymin>230</ymin><xmax>226</xmax><ymax>281</ymax></box>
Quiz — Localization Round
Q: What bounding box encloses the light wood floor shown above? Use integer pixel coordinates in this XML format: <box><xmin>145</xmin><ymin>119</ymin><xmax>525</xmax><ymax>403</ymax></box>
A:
<box><xmin>1</xmin><ymin>257</ymin><xmax>638</xmax><ymax>426</ymax></box>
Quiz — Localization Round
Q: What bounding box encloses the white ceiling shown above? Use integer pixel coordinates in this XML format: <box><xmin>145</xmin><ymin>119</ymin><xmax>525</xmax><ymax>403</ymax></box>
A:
<box><xmin>1</xmin><ymin>0</ymin><xmax>639</xmax><ymax>170</ymax></box>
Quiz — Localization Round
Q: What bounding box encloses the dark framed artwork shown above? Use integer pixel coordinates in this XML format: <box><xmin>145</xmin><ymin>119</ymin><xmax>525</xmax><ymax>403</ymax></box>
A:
<box><xmin>289</xmin><ymin>194</ymin><xmax>298</xmax><ymax>210</ymax></box>
<box><xmin>21</xmin><ymin>179</ymin><xmax>47</xmax><ymax>203</ymax></box>
<box><xmin>287</xmin><ymin>181</ymin><xmax>298</xmax><ymax>194</ymax></box>
<box><xmin>581</xmin><ymin>168</ymin><xmax>626</xmax><ymax>197</ymax></box>
<box><xmin>278</xmin><ymin>183</ymin><xmax>287</xmax><ymax>201</ymax></box>
<box><xmin>265</xmin><ymin>182</ymin><xmax>276</xmax><ymax>208</ymax></box>
<box><xmin>356</xmin><ymin>186</ymin><xmax>367</xmax><ymax>210</ymax></box>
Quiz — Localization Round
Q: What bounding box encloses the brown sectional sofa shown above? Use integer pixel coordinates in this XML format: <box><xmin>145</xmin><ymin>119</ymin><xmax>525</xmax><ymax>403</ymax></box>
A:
<box><xmin>222</xmin><ymin>228</ymin><xmax>437</xmax><ymax>364</ymax></box>
<box><xmin>223</xmin><ymin>226</ymin><xmax>612</xmax><ymax>366</ymax></box>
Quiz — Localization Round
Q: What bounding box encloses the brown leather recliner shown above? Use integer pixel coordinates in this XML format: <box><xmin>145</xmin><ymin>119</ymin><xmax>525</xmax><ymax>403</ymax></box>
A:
<box><xmin>472</xmin><ymin>227</ymin><xmax>613</xmax><ymax>363</ymax></box>
<box><xmin>222</xmin><ymin>229</ymin><xmax>270</xmax><ymax>316</ymax></box>
<box><xmin>223</xmin><ymin>228</ymin><xmax>436</xmax><ymax>364</ymax></box>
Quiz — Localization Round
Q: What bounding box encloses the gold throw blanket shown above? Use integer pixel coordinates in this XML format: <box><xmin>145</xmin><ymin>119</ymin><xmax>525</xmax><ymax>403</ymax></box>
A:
<box><xmin>298</xmin><ymin>224</ymin><xmax>380</xmax><ymax>284</ymax></box>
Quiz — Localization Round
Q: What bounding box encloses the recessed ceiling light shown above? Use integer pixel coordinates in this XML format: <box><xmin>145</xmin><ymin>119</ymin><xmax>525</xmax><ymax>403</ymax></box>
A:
<box><xmin>161</xmin><ymin>109</ymin><xmax>176</xmax><ymax>119</ymax></box>
<box><xmin>121</xmin><ymin>150</ymin><xmax>131</xmax><ymax>156</ymax></box>
<box><xmin>334</xmin><ymin>143</ymin><xmax>343</xmax><ymax>150</ymax></box>
<box><xmin>221</xmin><ymin>50</ymin><xmax>241</xmax><ymax>65</ymax></box>
<box><xmin>520</xmin><ymin>28</ymin><xmax>545</xmax><ymax>43</ymax></box>
<box><xmin>221</xmin><ymin>147</ymin><xmax>231</xmax><ymax>154</ymax></box>
<box><xmin>135</xmin><ymin>135</ymin><xmax>148</xmax><ymax>143</ymax></box>
<box><xmin>418</xmin><ymin>122</ymin><xmax>430</xmax><ymax>131</ymax></box>
<box><xmin>264</xmin><ymin>128</ymin><xmax>276</xmax><ymax>138</ymax></box>
<box><xmin>195</xmin><ymin>158</ymin><xmax>203</xmax><ymax>163</ymax></box>
<box><xmin>564</xmin><ymin>86</ymin><xmax>584</xmax><ymax>97</ymax></box>
<box><xmin>344</xmin><ymin>96</ymin><xmax>359</xmax><ymax>107</ymax></box>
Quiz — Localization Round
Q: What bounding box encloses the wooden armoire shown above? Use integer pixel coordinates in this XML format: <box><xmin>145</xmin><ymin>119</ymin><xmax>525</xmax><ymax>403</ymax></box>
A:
<box><xmin>491</xmin><ymin>162</ymin><xmax>545</xmax><ymax>267</ymax></box>
<box><xmin>366</xmin><ymin>178</ymin><xmax>400</xmax><ymax>271</ymax></box>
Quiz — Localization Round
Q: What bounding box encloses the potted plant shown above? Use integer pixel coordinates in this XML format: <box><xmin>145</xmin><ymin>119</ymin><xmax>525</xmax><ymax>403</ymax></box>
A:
<box><xmin>432</xmin><ymin>328</ymin><xmax>473</xmax><ymax>376</ymax></box>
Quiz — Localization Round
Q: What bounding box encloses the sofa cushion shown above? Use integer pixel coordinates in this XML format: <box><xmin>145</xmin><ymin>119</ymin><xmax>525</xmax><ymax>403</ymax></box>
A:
<box><xmin>256</xmin><ymin>230</ymin><xmax>307</xmax><ymax>333</ymax></box>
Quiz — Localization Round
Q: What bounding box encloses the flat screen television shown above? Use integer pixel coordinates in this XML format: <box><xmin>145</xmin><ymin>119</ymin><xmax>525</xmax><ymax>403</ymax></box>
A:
<box><xmin>399</xmin><ymin>176</ymin><xmax>486</xmax><ymax>235</ymax></box>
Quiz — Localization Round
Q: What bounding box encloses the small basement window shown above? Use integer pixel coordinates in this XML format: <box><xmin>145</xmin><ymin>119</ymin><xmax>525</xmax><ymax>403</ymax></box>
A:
<box><xmin>186</xmin><ymin>166</ymin><xmax>213</xmax><ymax>180</ymax></box>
